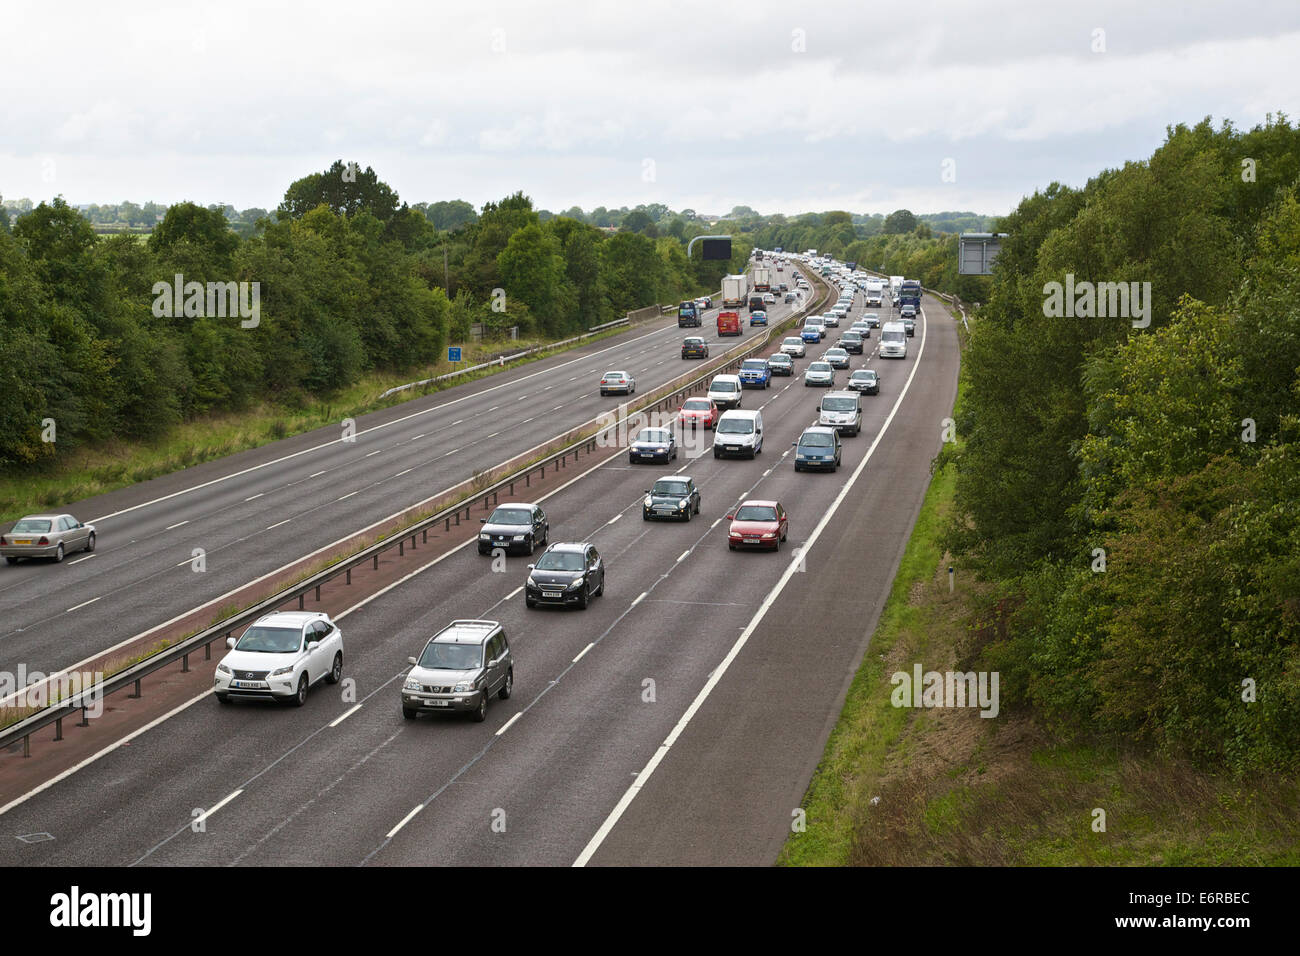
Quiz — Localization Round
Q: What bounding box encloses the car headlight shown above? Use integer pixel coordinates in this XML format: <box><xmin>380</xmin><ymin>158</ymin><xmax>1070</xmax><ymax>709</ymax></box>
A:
<box><xmin>269</xmin><ymin>666</ymin><xmax>294</xmax><ymax>678</ymax></box>
<box><xmin>216</xmin><ymin>664</ymin><xmax>231</xmax><ymax>674</ymax></box>
<box><xmin>479</xmin><ymin>533</ymin><xmax>489</xmax><ymax>540</ymax></box>
<box><xmin>513</xmin><ymin>534</ymin><xmax>525</xmax><ymax>541</ymax></box>
<box><xmin>404</xmin><ymin>678</ymin><xmax>421</xmax><ymax>691</ymax></box>
<box><xmin>643</xmin><ymin>496</ymin><xmax>653</xmax><ymax>508</ymax></box>
<box><xmin>568</xmin><ymin>579</ymin><xmax>584</xmax><ymax>590</ymax></box>
<box><xmin>454</xmin><ymin>681</ymin><xmax>476</xmax><ymax>693</ymax></box>
<box><xmin>526</xmin><ymin>575</ymin><xmax>538</xmax><ymax>587</ymax></box>
<box><xmin>678</xmin><ymin>498</ymin><xmax>689</xmax><ymax>509</ymax></box>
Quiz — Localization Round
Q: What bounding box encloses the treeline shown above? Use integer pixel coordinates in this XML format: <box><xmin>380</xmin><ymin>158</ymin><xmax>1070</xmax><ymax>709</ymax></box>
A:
<box><xmin>0</xmin><ymin>162</ymin><xmax>743</xmax><ymax>469</ymax></box>
<box><xmin>940</xmin><ymin>115</ymin><xmax>1300</xmax><ymax>772</ymax></box>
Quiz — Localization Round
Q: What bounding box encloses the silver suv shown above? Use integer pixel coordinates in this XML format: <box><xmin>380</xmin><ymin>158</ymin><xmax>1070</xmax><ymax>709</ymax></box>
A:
<box><xmin>402</xmin><ymin>620</ymin><xmax>513</xmax><ymax>722</ymax></box>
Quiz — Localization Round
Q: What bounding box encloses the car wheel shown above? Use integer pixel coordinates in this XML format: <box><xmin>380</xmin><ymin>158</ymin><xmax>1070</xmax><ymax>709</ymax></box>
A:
<box><xmin>4</xmin><ymin>556</ymin><xmax>17</xmax><ymax>565</ymax></box>
<box><xmin>526</xmin><ymin>597</ymin><xmax>537</xmax><ymax>609</ymax></box>
<box><xmin>472</xmin><ymin>691</ymin><xmax>488</xmax><ymax>722</ymax></box>
<box><xmin>578</xmin><ymin>586</ymin><xmax>590</xmax><ymax>610</ymax></box>
<box><xmin>85</xmin><ymin>532</ymin><xmax>96</xmax><ymax>553</ymax></box>
<box><xmin>292</xmin><ymin>673</ymin><xmax>308</xmax><ymax>707</ymax></box>
<box><xmin>684</xmin><ymin>506</ymin><xmax>692</xmax><ymax>522</ymax></box>
<box><xmin>713</xmin><ymin>449</ymin><xmax>720</xmax><ymax>459</ymax></box>
<box><xmin>728</xmin><ymin>542</ymin><xmax>736</xmax><ymax>551</ymax></box>
<box><xmin>54</xmin><ymin>542</ymin><xmax>64</xmax><ymax>562</ymax></box>
<box><xmin>527</xmin><ymin>535</ymin><xmax>536</xmax><ymax>554</ymax></box>
<box><xmin>215</xmin><ymin>693</ymin><xmax>230</xmax><ymax>704</ymax></box>
<box><xmin>642</xmin><ymin>511</ymin><xmax>650</xmax><ymax>521</ymax></box>
<box><xmin>773</xmin><ymin>536</ymin><xmax>780</xmax><ymax>552</ymax></box>
<box><xmin>628</xmin><ymin>455</ymin><xmax>635</xmax><ymax>465</ymax></box>
<box><xmin>498</xmin><ymin>669</ymin><xmax>513</xmax><ymax>700</ymax></box>
<box><xmin>326</xmin><ymin>652</ymin><xmax>343</xmax><ymax>684</ymax></box>
<box><xmin>402</xmin><ymin>705</ymin><xmax>417</xmax><ymax>720</ymax></box>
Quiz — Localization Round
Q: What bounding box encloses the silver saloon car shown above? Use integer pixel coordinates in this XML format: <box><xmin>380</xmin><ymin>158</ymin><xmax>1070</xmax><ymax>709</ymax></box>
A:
<box><xmin>1</xmin><ymin>514</ymin><xmax>96</xmax><ymax>564</ymax></box>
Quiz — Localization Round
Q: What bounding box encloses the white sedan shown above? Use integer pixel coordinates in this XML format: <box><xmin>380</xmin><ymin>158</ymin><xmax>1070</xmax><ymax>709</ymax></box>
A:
<box><xmin>214</xmin><ymin>611</ymin><xmax>344</xmax><ymax>706</ymax></box>
<box><xmin>780</xmin><ymin>336</ymin><xmax>807</xmax><ymax>357</ymax></box>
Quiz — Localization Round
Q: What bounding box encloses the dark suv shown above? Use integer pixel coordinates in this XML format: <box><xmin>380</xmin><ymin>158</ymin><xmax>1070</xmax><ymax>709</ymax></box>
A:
<box><xmin>525</xmin><ymin>542</ymin><xmax>606</xmax><ymax>609</ymax></box>
<box><xmin>479</xmin><ymin>503</ymin><xmax>548</xmax><ymax>555</ymax></box>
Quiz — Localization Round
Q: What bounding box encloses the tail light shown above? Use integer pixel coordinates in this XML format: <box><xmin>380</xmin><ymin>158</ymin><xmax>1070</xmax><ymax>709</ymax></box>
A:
<box><xmin>38</xmin><ymin>536</ymin><xmax>49</xmax><ymax>545</ymax></box>
<box><xmin>0</xmin><ymin>536</ymin><xmax>6</xmax><ymax>545</ymax></box>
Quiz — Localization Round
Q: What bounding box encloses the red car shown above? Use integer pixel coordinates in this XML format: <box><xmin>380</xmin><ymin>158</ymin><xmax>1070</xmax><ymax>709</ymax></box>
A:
<box><xmin>679</xmin><ymin>397</ymin><xmax>719</xmax><ymax>430</ymax></box>
<box><xmin>726</xmin><ymin>500</ymin><xmax>788</xmax><ymax>551</ymax></box>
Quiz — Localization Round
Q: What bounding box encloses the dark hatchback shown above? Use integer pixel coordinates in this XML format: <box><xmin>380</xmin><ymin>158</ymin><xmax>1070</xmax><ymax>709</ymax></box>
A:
<box><xmin>478</xmin><ymin>504</ymin><xmax>548</xmax><ymax>555</ymax></box>
<box><xmin>525</xmin><ymin>543</ymin><xmax>605</xmax><ymax>609</ymax></box>
<box><xmin>642</xmin><ymin>475</ymin><xmax>701</xmax><ymax>522</ymax></box>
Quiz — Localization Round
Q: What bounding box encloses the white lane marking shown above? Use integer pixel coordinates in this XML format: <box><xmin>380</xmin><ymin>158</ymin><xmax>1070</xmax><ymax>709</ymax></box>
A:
<box><xmin>194</xmin><ymin>789</ymin><xmax>243</xmax><ymax>826</ymax></box>
<box><xmin>450</xmin><ymin>420</ymin><xmax>463</xmax><ymax>426</ymax></box>
<box><xmin>543</xmin><ymin>385</ymin><xmax>554</xmax><ymax>390</ymax></box>
<box><xmin>394</xmin><ymin>469</ymin><xmax>412</xmax><ymax>478</ymax></box>
<box><xmin>495</xmin><ymin>713</ymin><xmax>522</xmax><ymax>736</ymax></box>
<box><xmin>266</xmin><ymin>519</ymin><xmax>292</xmax><ymax>530</ymax></box>
<box><xmin>412</xmin><ymin>434</ymin><xmax>426</xmax><ymax>440</ymax></box>
<box><xmin>517</xmin><ymin>395</ymin><xmax>529</xmax><ymax>401</ymax></box>
<box><xmin>308</xmin><ymin>472</ymin><xmax>325</xmax><ymax>479</ymax></box>
<box><xmin>521</xmin><ymin>418</ymin><xmax>534</xmax><ymax>424</ymax></box>
<box><xmin>710</xmin><ymin>518</ymin><xmax>721</xmax><ymax>529</ymax></box>
<box><xmin>245</xmin><ymin>493</ymin><xmax>265</xmax><ymax>501</ymax></box>
<box><xmin>67</xmin><ymin>554</ymin><xmax>97</xmax><ymax>566</ymax></box>
<box><xmin>607</xmin><ymin>514</ymin><xmax>621</xmax><ymax>524</ymax></box>
<box><xmin>387</xmin><ymin>805</ymin><xmax>423</xmax><ymax>839</ymax></box>
<box><xmin>676</xmin><ymin>550</ymin><xmax>690</xmax><ymax>563</ymax></box>
<box><xmin>553</xmin><ymin>405</ymin><xmax>565</xmax><ymax>411</ymax></box>
<box><xmin>573</xmin><ymin>642</ymin><xmax>595</xmax><ymax>663</ymax></box>
<box><xmin>441</xmin><ymin>448</ymin><xmax>460</xmax><ymax>457</ymax></box>
<box><xmin>329</xmin><ymin>704</ymin><xmax>363</xmax><ymax>728</ymax></box>
<box><xmin>365</xmin><ymin>450</ymin><xmax>382</xmax><ymax>458</ymax></box>
<box><xmin>631</xmin><ymin>592</ymin><xmax>647</xmax><ymax>607</ymax></box>
<box><xmin>165</xmin><ymin>520</ymin><xmax>189</xmax><ymax>530</ymax></box>
<box><xmin>338</xmin><ymin>491</ymin><xmax>358</xmax><ymax>501</ymax></box>
<box><xmin>66</xmin><ymin>597</ymin><xmax>102</xmax><ymax>612</ymax></box>
<box><xmin>0</xmin><ymin>688</ymin><xmax>212</xmax><ymax>818</ymax></box>
<box><xmin>485</xmin><ymin>432</ymin><xmax>500</xmax><ymax>439</ymax></box>
<box><xmin>487</xmin><ymin>405</ymin><xmax>499</xmax><ymax>412</ymax></box>
<box><xmin>505</xmin><ymin>586</ymin><xmax>523</xmax><ymax>600</ymax></box>
<box><xmin>763</xmin><ymin>468</ymin><xmax>772</xmax><ymax>477</ymax></box>
<box><xmin>574</xmin><ymin>300</ymin><xmax>930</xmax><ymax>867</ymax></box>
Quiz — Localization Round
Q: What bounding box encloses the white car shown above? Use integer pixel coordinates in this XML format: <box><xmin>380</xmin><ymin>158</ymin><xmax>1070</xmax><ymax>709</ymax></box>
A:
<box><xmin>764</xmin><ymin>292</ymin><xmax>776</xmax><ymax>304</ymax></box>
<box><xmin>214</xmin><ymin>611</ymin><xmax>344</xmax><ymax>706</ymax></box>
<box><xmin>780</xmin><ymin>336</ymin><xmax>807</xmax><ymax>357</ymax></box>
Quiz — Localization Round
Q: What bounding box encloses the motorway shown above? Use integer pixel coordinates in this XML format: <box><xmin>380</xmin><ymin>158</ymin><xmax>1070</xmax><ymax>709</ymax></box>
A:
<box><xmin>0</xmin><ymin>275</ymin><xmax>960</xmax><ymax>866</ymax></box>
<box><xmin>0</xmin><ymin>281</ymin><xmax>806</xmax><ymax>682</ymax></box>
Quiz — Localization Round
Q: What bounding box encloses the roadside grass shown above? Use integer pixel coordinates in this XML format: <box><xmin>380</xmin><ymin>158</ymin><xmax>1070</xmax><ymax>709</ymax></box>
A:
<box><xmin>779</xmin><ymin>366</ymin><xmax>1300</xmax><ymax>866</ymax></box>
<box><xmin>0</xmin><ymin>325</ymin><xmax>634</xmax><ymax>523</ymax></box>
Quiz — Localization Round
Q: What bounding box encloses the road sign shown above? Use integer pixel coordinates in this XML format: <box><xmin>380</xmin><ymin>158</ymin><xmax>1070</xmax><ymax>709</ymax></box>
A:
<box><xmin>448</xmin><ymin>346</ymin><xmax>462</xmax><ymax>362</ymax></box>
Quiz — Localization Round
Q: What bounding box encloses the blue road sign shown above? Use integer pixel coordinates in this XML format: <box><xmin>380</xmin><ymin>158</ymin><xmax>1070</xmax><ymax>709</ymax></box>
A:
<box><xmin>448</xmin><ymin>346</ymin><xmax>462</xmax><ymax>362</ymax></box>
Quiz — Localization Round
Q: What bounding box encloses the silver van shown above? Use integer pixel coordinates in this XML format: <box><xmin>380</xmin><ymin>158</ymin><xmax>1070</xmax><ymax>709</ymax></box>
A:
<box><xmin>818</xmin><ymin>390</ymin><xmax>862</xmax><ymax>436</ymax></box>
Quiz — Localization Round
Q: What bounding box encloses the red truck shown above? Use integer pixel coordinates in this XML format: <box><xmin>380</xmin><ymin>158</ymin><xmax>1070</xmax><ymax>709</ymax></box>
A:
<box><xmin>717</xmin><ymin>311</ymin><xmax>742</xmax><ymax>336</ymax></box>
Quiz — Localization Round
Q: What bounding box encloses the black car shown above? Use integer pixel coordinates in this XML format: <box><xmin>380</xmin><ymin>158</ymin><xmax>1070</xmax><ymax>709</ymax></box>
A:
<box><xmin>847</xmin><ymin>369</ymin><xmax>879</xmax><ymax>395</ymax></box>
<box><xmin>681</xmin><ymin>337</ymin><xmax>709</xmax><ymax>359</ymax></box>
<box><xmin>525</xmin><ymin>542</ymin><xmax>605</xmax><ymax>609</ymax></box>
<box><xmin>767</xmin><ymin>353</ymin><xmax>795</xmax><ymax>376</ymax></box>
<box><xmin>629</xmin><ymin>427</ymin><xmax>677</xmax><ymax>464</ymax></box>
<box><xmin>479</xmin><ymin>503</ymin><xmax>548</xmax><ymax>555</ymax></box>
<box><xmin>838</xmin><ymin>331</ymin><xmax>865</xmax><ymax>354</ymax></box>
<box><xmin>642</xmin><ymin>475</ymin><xmax>701</xmax><ymax>522</ymax></box>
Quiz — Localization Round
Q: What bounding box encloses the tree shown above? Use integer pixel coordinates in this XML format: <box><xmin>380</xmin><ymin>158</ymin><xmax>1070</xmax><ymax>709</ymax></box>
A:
<box><xmin>278</xmin><ymin>160</ymin><xmax>405</xmax><ymax>224</ymax></box>
<box><xmin>149</xmin><ymin>201</ymin><xmax>239</xmax><ymax>267</ymax></box>
<box><xmin>883</xmin><ymin>209</ymin><xmax>917</xmax><ymax>234</ymax></box>
<box><xmin>425</xmin><ymin>199</ymin><xmax>478</xmax><ymax>231</ymax></box>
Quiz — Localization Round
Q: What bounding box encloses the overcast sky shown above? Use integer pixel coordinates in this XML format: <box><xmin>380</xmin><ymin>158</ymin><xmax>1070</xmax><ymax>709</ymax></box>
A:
<box><xmin>3</xmin><ymin>0</ymin><xmax>1298</xmax><ymax>219</ymax></box>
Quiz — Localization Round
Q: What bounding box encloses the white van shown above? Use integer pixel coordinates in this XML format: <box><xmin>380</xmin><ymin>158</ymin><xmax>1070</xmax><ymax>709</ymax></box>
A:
<box><xmin>713</xmin><ymin>409</ymin><xmax>764</xmax><ymax>459</ymax></box>
<box><xmin>880</xmin><ymin>321</ymin><xmax>907</xmax><ymax>359</ymax></box>
<box><xmin>818</xmin><ymin>390</ymin><xmax>862</xmax><ymax>436</ymax></box>
<box><xmin>707</xmin><ymin>374</ymin><xmax>743</xmax><ymax>410</ymax></box>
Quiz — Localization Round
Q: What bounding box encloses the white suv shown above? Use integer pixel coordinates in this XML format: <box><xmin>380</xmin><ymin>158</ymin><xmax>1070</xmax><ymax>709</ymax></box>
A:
<box><xmin>214</xmin><ymin>611</ymin><xmax>344</xmax><ymax>706</ymax></box>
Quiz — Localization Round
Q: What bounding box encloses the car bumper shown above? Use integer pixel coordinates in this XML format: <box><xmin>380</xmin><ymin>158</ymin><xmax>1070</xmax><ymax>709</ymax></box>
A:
<box><xmin>402</xmin><ymin>690</ymin><xmax>483</xmax><ymax>712</ymax></box>
<box><xmin>644</xmin><ymin>505</ymin><xmax>691</xmax><ymax>521</ymax></box>
<box><xmin>629</xmin><ymin>449</ymin><xmax>672</xmax><ymax>463</ymax></box>
<box><xmin>214</xmin><ymin>673</ymin><xmax>299</xmax><ymax>700</ymax></box>
<box><xmin>739</xmin><ymin>379</ymin><xmax>768</xmax><ymax>389</ymax></box>
<box><xmin>681</xmin><ymin>416</ymin><xmax>714</xmax><ymax>429</ymax></box>
<box><xmin>714</xmin><ymin>444</ymin><xmax>757</xmax><ymax>458</ymax></box>
<box><xmin>795</xmin><ymin>457</ymin><xmax>838</xmax><ymax>470</ymax></box>
<box><xmin>0</xmin><ymin>543</ymin><xmax>60</xmax><ymax>558</ymax></box>
<box><xmin>478</xmin><ymin>538</ymin><xmax>530</xmax><ymax>554</ymax></box>
<box><xmin>729</xmin><ymin>534</ymin><xmax>779</xmax><ymax>550</ymax></box>
<box><xmin>526</xmin><ymin>583</ymin><xmax>586</xmax><ymax>605</ymax></box>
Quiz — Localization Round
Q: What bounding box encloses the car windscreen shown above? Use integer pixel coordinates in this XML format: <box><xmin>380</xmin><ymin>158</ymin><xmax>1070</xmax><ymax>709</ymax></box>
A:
<box><xmin>784</xmin><ymin>338</ymin><xmax>802</xmax><ymax>345</ymax></box>
<box><xmin>852</xmin><ymin>371</ymin><xmax>877</xmax><ymax>380</ymax></box>
<box><xmin>236</xmin><ymin>626</ymin><xmax>301</xmax><ymax>653</ymax></box>
<box><xmin>652</xmin><ymin>480</ymin><xmax>689</xmax><ymax>497</ymax></box>
<box><xmin>635</xmin><ymin>429</ymin><xmax>670</xmax><ymax>443</ymax></box>
<box><xmin>717</xmin><ymin>418</ymin><xmax>754</xmax><ymax>434</ymax></box>
<box><xmin>489</xmin><ymin>507</ymin><xmax>533</xmax><ymax>525</ymax></box>
<box><xmin>808</xmin><ymin>363</ymin><xmax>831</xmax><ymax>372</ymax></box>
<box><xmin>604</xmin><ymin>372</ymin><xmax>627</xmax><ymax>380</ymax></box>
<box><xmin>11</xmin><ymin>519</ymin><xmax>52</xmax><ymax>533</ymax></box>
<box><xmin>418</xmin><ymin>642</ymin><xmax>483</xmax><ymax>671</ymax></box>
<box><xmin>741</xmin><ymin>361</ymin><xmax>767</xmax><ymax>371</ymax></box>
<box><xmin>535</xmin><ymin>551</ymin><xmax>585</xmax><ymax>571</ymax></box>
<box><xmin>683</xmin><ymin>399</ymin><xmax>710</xmax><ymax>410</ymax></box>
<box><xmin>710</xmin><ymin>380</ymin><xmax>737</xmax><ymax>392</ymax></box>
<box><xmin>800</xmin><ymin>433</ymin><xmax>835</xmax><ymax>448</ymax></box>
<box><xmin>882</xmin><ymin>331</ymin><xmax>905</xmax><ymax>343</ymax></box>
<box><xmin>735</xmin><ymin>505</ymin><xmax>777</xmax><ymax>522</ymax></box>
<box><xmin>822</xmin><ymin>397</ymin><xmax>857</xmax><ymax>411</ymax></box>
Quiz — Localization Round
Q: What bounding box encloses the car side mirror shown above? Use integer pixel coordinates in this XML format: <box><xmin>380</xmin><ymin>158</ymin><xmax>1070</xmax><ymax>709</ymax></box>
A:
<box><xmin>307</xmin><ymin>641</ymin><xmax>320</xmax><ymax>653</ymax></box>
<box><xmin>408</xmin><ymin>656</ymin><xmax>418</xmax><ymax>666</ymax></box>
<box><xmin>725</xmin><ymin>514</ymin><xmax>735</xmax><ymax>521</ymax></box>
<box><xmin>480</xmin><ymin>518</ymin><xmax>487</xmax><ymax>524</ymax></box>
<box><xmin>226</xmin><ymin>637</ymin><xmax>236</xmax><ymax>649</ymax></box>
<box><xmin>527</xmin><ymin>564</ymin><xmax>535</xmax><ymax>570</ymax></box>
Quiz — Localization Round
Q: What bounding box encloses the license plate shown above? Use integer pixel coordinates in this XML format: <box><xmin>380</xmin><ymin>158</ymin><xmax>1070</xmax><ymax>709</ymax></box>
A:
<box><xmin>543</xmin><ymin>590</ymin><xmax>562</xmax><ymax>598</ymax></box>
<box><xmin>13</xmin><ymin>539</ymin><xmax>31</xmax><ymax>545</ymax></box>
<box><xmin>640</xmin><ymin>452</ymin><xmax>655</xmax><ymax>458</ymax></box>
<box><xmin>232</xmin><ymin>680</ymin><xmax>266</xmax><ymax>689</ymax></box>
<box><xmin>745</xmin><ymin>537</ymin><xmax>760</xmax><ymax>543</ymax></box>
<box><xmin>727</xmin><ymin>446</ymin><xmax>740</xmax><ymax>452</ymax></box>
<box><xmin>426</xmin><ymin>699</ymin><xmax>450</xmax><ymax>708</ymax></box>
<box><xmin>656</xmin><ymin>508</ymin><xmax>673</xmax><ymax>515</ymax></box>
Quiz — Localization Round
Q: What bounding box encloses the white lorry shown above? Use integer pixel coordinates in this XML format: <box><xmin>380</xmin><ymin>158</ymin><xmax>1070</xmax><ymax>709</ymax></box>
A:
<box><xmin>722</xmin><ymin>274</ymin><xmax>750</xmax><ymax>308</ymax></box>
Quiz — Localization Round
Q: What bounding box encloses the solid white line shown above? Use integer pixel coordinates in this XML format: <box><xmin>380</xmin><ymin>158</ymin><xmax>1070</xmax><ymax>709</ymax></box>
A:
<box><xmin>365</xmin><ymin>449</ymin><xmax>382</xmax><ymax>457</ymax></box>
<box><xmin>572</xmin><ymin>642</ymin><xmax>595</xmax><ymax>663</ymax></box>
<box><xmin>505</xmin><ymin>586</ymin><xmax>523</xmax><ymax>600</ymax></box>
<box><xmin>308</xmin><ymin>471</ymin><xmax>325</xmax><ymax>479</ymax></box>
<box><xmin>67</xmin><ymin>554</ymin><xmax>97</xmax><ymax>565</ymax></box>
<box><xmin>245</xmin><ymin>493</ymin><xmax>264</xmax><ymax>501</ymax></box>
<box><xmin>66</xmin><ymin>597</ymin><xmax>102</xmax><ymax>612</ymax></box>
<box><xmin>574</xmin><ymin>301</ymin><xmax>931</xmax><ymax>867</ymax></box>
<box><xmin>338</xmin><ymin>491</ymin><xmax>358</xmax><ymax>501</ymax></box>
<box><xmin>0</xmin><ymin>689</ymin><xmax>212</xmax><ymax>818</ymax></box>
<box><xmin>553</xmin><ymin>404</ymin><xmax>565</xmax><ymax>411</ymax></box>
<box><xmin>521</xmin><ymin>418</ymin><xmax>534</xmax><ymax>424</ymax></box>
<box><xmin>194</xmin><ymin>789</ymin><xmax>243</xmax><ymax>825</ymax></box>
<box><xmin>450</xmin><ymin>420</ymin><xmax>463</xmax><ymax>426</ymax></box>
<box><xmin>387</xmin><ymin>805</ymin><xmax>423</xmax><ymax>839</ymax></box>
<box><xmin>485</xmin><ymin>432</ymin><xmax>500</xmax><ymax>439</ymax></box>
<box><xmin>495</xmin><ymin>713</ymin><xmax>522</xmax><ymax>736</ymax></box>
<box><xmin>165</xmin><ymin>520</ymin><xmax>189</xmax><ymax>530</ymax></box>
<box><xmin>394</xmin><ymin>469</ymin><xmax>412</xmax><ymax>478</ymax></box>
<box><xmin>412</xmin><ymin>434</ymin><xmax>426</xmax><ymax>440</ymax></box>
<box><xmin>631</xmin><ymin>592</ymin><xmax>647</xmax><ymax>607</ymax></box>
<box><xmin>441</xmin><ymin>448</ymin><xmax>460</xmax><ymax>457</ymax></box>
<box><xmin>329</xmin><ymin>704</ymin><xmax>363</xmax><ymax>727</ymax></box>
<box><xmin>266</xmin><ymin>519</ymin><xmax>291</xmax><ymax>530</ymax></box>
